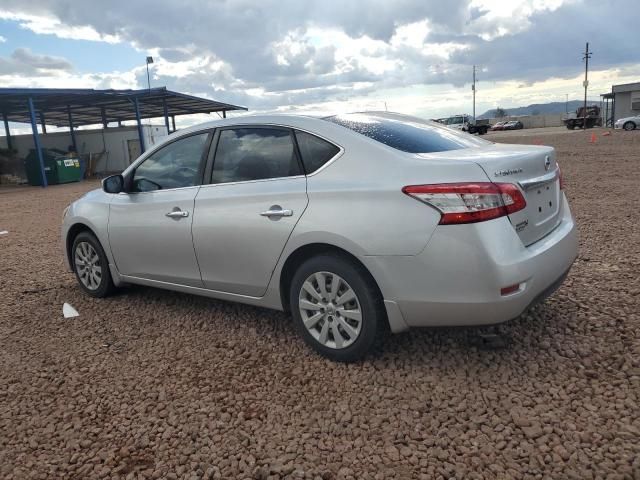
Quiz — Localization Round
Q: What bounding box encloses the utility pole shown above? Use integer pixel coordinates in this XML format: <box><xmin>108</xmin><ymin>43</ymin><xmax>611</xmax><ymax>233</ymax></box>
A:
<box><xmin>472</xmin><ymin>65</ymin><xmax>476</xmax><ymax>122</ymax></box>
<box><xmin>582</xmin><ymin>42</ymin><xmax>591</xmax><ymax>130</ymax></box>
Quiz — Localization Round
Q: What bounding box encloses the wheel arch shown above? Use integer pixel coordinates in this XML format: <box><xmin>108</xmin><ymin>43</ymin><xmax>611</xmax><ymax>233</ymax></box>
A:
<box><xmin>65</xmin><ymin>222</ymin><xmax>98</xmax><ymax>268</ymax></box>
<box><xmin>279</xmin><ymin>243</ymin><xmax>384</xmax><ymax>314</ymax></box>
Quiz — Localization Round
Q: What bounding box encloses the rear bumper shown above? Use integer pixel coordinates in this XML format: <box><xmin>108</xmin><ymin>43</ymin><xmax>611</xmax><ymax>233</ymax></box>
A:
<box><xmin>366</xmin><ymin>194</ymin><xmax>578</xmax><ymax>330</ymax></box>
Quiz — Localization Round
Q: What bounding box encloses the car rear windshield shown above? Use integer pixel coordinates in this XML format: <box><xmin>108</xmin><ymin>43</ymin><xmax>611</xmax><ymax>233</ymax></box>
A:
<box><xmin>323</xmin><ymin>112</ymin><xmax>490</xmax><ymax>153</ymax></box>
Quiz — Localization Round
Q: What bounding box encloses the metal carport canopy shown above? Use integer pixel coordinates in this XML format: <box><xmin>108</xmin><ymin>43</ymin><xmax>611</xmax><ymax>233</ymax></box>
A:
<box><xmin>0</xmin><ymin>87</ymin><xmax>247</xmax><ymax>127</ymax></box>
<box><xmin>0</xmin><ymin>87</ymin><xmax>247</xmax><ymax>187</ymax></box>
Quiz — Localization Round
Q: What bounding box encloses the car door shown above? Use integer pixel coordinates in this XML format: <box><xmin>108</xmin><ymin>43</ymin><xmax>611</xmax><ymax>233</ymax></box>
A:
<box><xmin>192</xmin><ymin>126</ymin><xmax>308</xmax><ymax>297</ymax></box>
<box><xmin>108</xmin><ymin>131</ymin><xmax>212</xmax><ymax>287</ymax></box>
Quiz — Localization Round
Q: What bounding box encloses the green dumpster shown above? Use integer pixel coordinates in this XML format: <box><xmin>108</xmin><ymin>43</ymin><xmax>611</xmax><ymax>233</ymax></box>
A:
<box><xmin>25</xmin><ymin>148</ymin><xmax>82</xmax><ymax>186</ymax></box>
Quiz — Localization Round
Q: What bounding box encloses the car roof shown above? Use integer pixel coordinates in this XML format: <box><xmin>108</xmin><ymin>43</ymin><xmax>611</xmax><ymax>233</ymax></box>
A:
<box><xmin>122</xmin><ymin>111</ymin><xmax>410</xmax><ymax>174</ymax></box>
<box><xmin>172</xmin><ymin>110</ymin><xmax>454</xmax><ymax>138</ymax></box>
<box><xmin>175</xmin><ymin>113</ymin><xmax>321</xmax><ymax>133</ymax></box>
<box><xmin>175</xmin><ymin>110</ymin><xmax>461</xmax><ymax>134</ymax></box>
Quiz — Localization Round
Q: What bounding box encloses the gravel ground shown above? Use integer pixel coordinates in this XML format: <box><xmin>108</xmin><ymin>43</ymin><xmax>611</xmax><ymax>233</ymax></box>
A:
<box><xmin>0</xmin><ymin>130</ymin><xmax>638</xmax><ymax>479</ymax></box>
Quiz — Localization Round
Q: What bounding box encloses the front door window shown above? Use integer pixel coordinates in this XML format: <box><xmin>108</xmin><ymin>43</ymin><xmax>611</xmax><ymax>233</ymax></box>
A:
<box><xmin>132</xmin><ymin>132</ymin><xmax>210</xmax><ymax>192</ymax></box>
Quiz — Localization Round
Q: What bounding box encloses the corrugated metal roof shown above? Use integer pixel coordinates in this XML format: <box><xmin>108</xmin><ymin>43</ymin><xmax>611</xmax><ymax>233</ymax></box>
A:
<box><xmin>0</xmin><ymin>87</ymin><xmax>247</xmax><ymax>127</ymax></box>
<box><xmin>612</xmin><ymin>82</ymin><xmax>640</xmax><ymax>94</ymax></box>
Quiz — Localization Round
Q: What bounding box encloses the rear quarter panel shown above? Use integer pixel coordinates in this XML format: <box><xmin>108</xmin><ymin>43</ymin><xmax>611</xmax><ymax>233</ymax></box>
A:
<box><xmin>294</xmin><ymin>137</ymin><xmax>492</xmax><ymax>256</ymax></box>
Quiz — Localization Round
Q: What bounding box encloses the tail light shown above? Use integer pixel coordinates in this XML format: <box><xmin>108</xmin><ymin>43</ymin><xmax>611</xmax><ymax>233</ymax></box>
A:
<box><xmin>402</xmin><ymin>182</ymin><xmax>526</xmax><ymax>225</ymax></box>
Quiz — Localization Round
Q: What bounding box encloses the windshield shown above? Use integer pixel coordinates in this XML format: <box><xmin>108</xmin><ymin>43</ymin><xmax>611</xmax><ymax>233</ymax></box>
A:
<box><xmin>324</xmin><ymin>112</ymin><xmax>491</xmax><ymax>154</ymax></box>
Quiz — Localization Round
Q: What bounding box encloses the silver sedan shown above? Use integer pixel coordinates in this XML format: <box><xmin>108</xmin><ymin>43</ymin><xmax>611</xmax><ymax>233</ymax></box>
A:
<box><xmin>62</xmin><ymin>112</ymin><xmax>578</xmax><ymax>362</ymax></box>
<box><xmin>614</xmin><ymin>115</ymin><xmax>640</xmax><ymax>130</ymax></box>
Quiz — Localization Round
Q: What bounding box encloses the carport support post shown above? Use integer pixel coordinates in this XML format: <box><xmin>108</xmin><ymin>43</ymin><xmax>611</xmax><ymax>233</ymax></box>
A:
<box><xmin>67</xmin><ymin>106</ymin><xmax>78</xmax><ymax>155</ymax></box>
<box><xmin>171</xmin><ymin>115</ymin><xmax>176</xmax><ymax>132</ymax></box>
<box><xmin>28</xmin><ymin>97</ymin><xmax>47</xmax><ymax>188</ymax></box>
<box><xmin>40</xmin><ymin>112</ymin><xmax>47</xmax><ymax>134</ymax></box>
<box><xmin>611</xmin><ymin>88</ymin><xmax>615</xmax><ymax>125</ymax></box>
<box><xmin>101</xmin><ymin>107</ymin><xmax>108</xmax><ymax>129</ymax></box>
<box><xmin>134</xmin><ymin>96</ymin><xmax>145</xmax><ymax>153</ymax></box>
<box><xmin>3</xmin><ymin>113</ymin><xmax>12</xmax><ymax>151</ymax></box>
<box><xmin>163</xmin><ymin>99</ymin><xmax>170</xmax><ymax>134</ymax></box>
<box><xmin>222</xmin><ymin>110</ymin><xmax>226</xmax><ymax>119</ymax></box>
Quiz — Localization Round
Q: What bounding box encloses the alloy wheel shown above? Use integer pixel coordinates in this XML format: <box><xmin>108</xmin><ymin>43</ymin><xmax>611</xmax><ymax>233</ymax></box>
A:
<box><xmin>298</xmin><ymin>271</ymin><xmax>362</xmax><ymax>349</ymax></box>
<box><xmin>74</xmin><ymin>241</ymin><xmax>102</xmax><ymax>290</ymax></box>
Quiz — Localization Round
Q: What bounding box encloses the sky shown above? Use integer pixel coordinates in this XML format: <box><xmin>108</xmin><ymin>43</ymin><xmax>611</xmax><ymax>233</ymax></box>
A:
<box><xmin>0</xmin><ymin>0</ymin><xmax>638</xmax><ymax>129</ymax></box>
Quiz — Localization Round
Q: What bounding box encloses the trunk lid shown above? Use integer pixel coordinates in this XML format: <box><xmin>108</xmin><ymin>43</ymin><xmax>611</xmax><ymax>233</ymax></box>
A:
<box><xmin>417</xmin><ymin>144</ymin><xmax>562</xmax><ymax>246</ymax></box>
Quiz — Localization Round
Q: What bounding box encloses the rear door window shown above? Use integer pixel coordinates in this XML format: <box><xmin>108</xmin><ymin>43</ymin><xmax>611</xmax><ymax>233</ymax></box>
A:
<box><xmin>294</xmin><ymin>130</ymin><xmax>340</xmax><ymax>173</ymax></box>
<box><xmin>211</xmin><ymin>128</ymin><xmax>302</xmax><ymax>183</ymax></box>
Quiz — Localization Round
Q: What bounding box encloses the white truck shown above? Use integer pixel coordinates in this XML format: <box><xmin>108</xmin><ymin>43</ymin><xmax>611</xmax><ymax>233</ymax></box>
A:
<box><xmin>441</xmin><ymin>114</ymin><xmax>490</xmax><ymax>135</ymax></box>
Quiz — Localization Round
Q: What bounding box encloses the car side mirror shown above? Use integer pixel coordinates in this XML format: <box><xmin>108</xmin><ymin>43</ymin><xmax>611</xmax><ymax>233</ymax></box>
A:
<box><xmin>102</xmin><ymin>174</ymin><xmax>124</xmax><ymax>194</ymax></box>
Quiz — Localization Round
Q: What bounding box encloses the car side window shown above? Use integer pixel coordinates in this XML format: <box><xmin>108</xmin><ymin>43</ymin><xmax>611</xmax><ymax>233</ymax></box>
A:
<box><xmin>132</xmin><ymin>132</ymin><xmax>210</xmax><ymax>192</ymax></box>
<box><xmin>294</xmin><ymin>130</ymin><xmax>340</xmax><ymax>174</ymax></box>
<box><xmin>211</xmin><ymin>128</ymin><xmax>301</xmax><ymax>184</ymax></box>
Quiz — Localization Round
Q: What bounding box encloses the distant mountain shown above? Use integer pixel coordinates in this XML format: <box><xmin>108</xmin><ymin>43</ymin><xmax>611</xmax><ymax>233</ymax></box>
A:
<box><xmin>479</xmin><ymin>100</ymin><xmax>593</xmax><ymax>119</ymax></box>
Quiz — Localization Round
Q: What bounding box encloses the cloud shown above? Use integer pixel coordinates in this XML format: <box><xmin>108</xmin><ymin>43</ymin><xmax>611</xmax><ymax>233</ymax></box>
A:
<box><xmin>0</xmin><ymin>35</ymin><xmax>6</xmax><ymax>43</ymax></box>
<box><xmin>448</xmin><ymin>0</ymin><xmax>638</xmax><ymax>84</ymax></box>
<box><xmin>0</xmin><ymin>0</ymin><xmax>475</xmax><ymax>93</ymax></box>
<box><xmin>0</xmin><ymin>47</ymin><xmax>73</xmax><ymax>75</ymax></box>
<box><xmin>0</xmin><ymin>10</ymin><xmax>120</xmax><ymax>43</ymax></box>
<box><xmin>0</xmin><ymin>0</ymin><xmax>637</xmax><ymax>117</ymax></box>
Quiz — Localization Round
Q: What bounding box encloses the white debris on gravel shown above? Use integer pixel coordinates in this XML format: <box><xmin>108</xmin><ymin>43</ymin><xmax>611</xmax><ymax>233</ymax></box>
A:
<box><xmin>0</xmin><ymin>230</ymin><xmax>8</xmax><ymax>235</ymax></box>
<box><xmin>62</xmin><ymin>303</ymin><xmax>79</xmax><ymax>318</ymax></box>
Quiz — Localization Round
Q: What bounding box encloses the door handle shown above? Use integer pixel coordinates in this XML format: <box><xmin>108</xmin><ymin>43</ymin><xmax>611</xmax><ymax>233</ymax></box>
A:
<box><xmin>260</xmin><ymin>207</ymin><xmax>293</xmax><ymax>218</ymax></box>
<box><xmin>166</xmin><ymin>209</ymin><xmax>189</xmax><ymax>218</ymax></box>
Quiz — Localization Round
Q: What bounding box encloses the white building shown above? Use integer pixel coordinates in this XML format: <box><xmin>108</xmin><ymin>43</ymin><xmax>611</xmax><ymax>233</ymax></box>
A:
<box><xmin>601</xmin><ymin>81</ymin><xmax>640</xmax><ymax>126</ymax></box>
<box><xmin>7</xmin><ymin>124</ymin><xmax>168</xmax><ymax>174</ymax></box>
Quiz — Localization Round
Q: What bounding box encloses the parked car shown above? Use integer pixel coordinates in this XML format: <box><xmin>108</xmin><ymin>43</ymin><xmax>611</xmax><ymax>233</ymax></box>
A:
<box><xmin>491</xmin><ymin>121</ymin><xmax>507</xmax><ymax>131</ymax></box>
<box><xmin>614</xmin><ymin>115</ymin><xmax>640</xmax><ymax>131</ymax></box>
<box><xmin>441</xmin><ymin>114</ymin><xmax>490</xmax><ymax>135</ymax></box>
<box><xmin>62</xmin><ymin>112</ymin><xmax>577</xmax><ymax>362</ymax></box>
<box><xmin>503</xmin><ymin>120</ymin><xmax>524</xmax><ymax>130</ymax></box>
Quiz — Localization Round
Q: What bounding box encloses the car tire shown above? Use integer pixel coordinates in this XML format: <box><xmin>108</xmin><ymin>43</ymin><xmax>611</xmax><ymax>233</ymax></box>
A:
<box><xmin>623</xmin><ymin>121</ymin><xmax>636</xmax><ymax>131</ymax></box>
<box><xmin>289</xmin><ymin>254</ymin><xmax>386</xmax><ymax>362</ymax></box>
<box><xmin>71</xmin><ymin>231</ymin><xmax>115</xmax><ymax>298</ymax></box>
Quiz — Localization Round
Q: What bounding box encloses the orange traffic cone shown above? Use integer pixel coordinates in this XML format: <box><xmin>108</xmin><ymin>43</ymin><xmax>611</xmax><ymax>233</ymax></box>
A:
<box><xmin>590</xmin><ymin>132</ymin><xmax>597</xmax><ymax>143</ymax></box>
